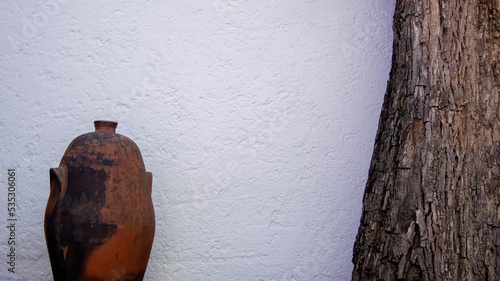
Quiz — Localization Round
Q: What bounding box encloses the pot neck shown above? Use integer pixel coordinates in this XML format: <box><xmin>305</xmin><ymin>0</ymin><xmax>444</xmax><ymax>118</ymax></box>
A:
<box><xmin>94</xmin><ymin>121</ymin><xmax>117</xmax><ymax>133</ymax></box>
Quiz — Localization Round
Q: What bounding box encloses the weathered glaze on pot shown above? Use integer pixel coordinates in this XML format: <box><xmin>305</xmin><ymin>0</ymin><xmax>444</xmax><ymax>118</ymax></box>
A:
<box><xmin>45</xmin><ymin>121</ymin><xmax>155</xmax><ymax>281</ymax></box>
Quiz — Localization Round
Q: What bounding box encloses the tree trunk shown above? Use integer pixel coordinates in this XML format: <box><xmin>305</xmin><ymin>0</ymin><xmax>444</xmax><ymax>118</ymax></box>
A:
<box><xmin>352</xmin><ymin>0</ymin><xmax>500</xmax><ymax>280</ymax></box>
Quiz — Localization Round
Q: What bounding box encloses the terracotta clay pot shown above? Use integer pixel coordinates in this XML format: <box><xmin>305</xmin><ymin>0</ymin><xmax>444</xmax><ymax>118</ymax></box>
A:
<box><xmin>45</xmin><ymin>121</ymin><xmax>155</xmax><ymax>281</ymax></box>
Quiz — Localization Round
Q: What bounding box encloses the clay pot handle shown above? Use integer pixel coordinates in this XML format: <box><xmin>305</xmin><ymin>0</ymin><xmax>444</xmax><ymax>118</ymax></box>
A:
<box><xmin>50</xmin><ymin>166</ymin><xmax>67</xmax><ymax>194</ymax></box>
<box><xmin>47</xmin><ymin>166</ymin><xmax>67</xmax><ymax>214</ymax></box>
<box><xmin>147</xmin><ymin>172</ymin><xmax>153</xmax><ymax>194</ymax></box>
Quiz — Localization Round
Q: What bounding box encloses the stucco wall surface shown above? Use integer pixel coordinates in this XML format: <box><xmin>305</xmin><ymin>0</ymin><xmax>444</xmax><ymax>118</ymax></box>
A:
<box><xmin>0</xmin><ymin>0</ymin><xmax>395</xmax><ymax>280</ymax></box>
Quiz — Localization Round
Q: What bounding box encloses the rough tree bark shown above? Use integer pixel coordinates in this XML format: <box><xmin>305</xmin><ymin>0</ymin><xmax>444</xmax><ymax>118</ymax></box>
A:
<box><xmin>352</xmin><ymin>0</ymin><xmax>500</xmax><ymax>280</ymax></box>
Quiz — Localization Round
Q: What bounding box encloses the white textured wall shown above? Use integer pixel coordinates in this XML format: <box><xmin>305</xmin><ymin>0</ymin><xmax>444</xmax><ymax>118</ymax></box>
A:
<box><xmin>0</xmin><ymin>1</ymin><xmax>395</xmax><ymax>280</ymax></box>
